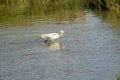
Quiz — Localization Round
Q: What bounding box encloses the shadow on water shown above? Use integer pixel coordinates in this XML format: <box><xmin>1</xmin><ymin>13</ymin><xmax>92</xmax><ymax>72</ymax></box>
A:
<box><xmin>42</xmin><ymin>41</ymin><xmax>64</xmax><ymax>51</ymax></box>
<box><xmin>93</xmin><ymin>11</ymin><xmax>120</xmax><ymax>25</ymax></box>
<box><xmin>93</xmin><ymin>10</ymin><xmax>120</xmax><ymax>37</ymax></box>
<box><xmin>0</xmin><ymin>10</ymin><xmax>86</xmax><ymax>26</ymax></box>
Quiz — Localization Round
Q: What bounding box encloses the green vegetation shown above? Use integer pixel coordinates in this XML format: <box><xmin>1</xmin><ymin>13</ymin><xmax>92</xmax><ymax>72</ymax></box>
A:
<box><xmin>108</xmin><ymin>67</ymin><xmax>120</xmax><ymax>80</ymax></box>
<box><xmin>86</xmin><ymin>0</ymin><xmax>120</xmax><ymax>11</ymax></box>
<box><xmin>0</xmin><ymin>0</ymin><xmax>85</xmax><ymax>17</ymax></box>
<box><xmin>115</xmin><ymin>67</ymin><xmax>120</xmax><ymax>80</ymax></box>
<box><xmin>94</xmin><ymin>10</ymin><xmax>120</xmax><ymax>25</ymax></box>
<box><xmin>0</xmin><ymin>0</ymin><xmax>119</xmax><ymax>26</ymax></box>
<box><xmin>0</xmin><ymin>0</ymin><xmax>119</xmax><ymax>17</ymax></box>
<box><xmin>0</xmin><ymin>0</ymin><xmax>119</xmax><ymax>16</ymax></box>
<box><xmin>0</xmin><ymin>0</ymin><xmax>86</xmax><ymax>26</ymax></box>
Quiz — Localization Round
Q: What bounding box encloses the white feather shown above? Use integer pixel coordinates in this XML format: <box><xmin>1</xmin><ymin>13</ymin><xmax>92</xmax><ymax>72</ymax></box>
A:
<box><xmin>41</xmin><ymin>30</ymin><xmax>64</xmax><ymax>42</ymax></box>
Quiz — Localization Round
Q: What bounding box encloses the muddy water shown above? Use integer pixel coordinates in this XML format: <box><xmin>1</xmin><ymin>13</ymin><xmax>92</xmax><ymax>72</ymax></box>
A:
<box><xmin>0</xmin><ymin>11</ymin><xmax>120</xmax><ymax>80</ymax></box>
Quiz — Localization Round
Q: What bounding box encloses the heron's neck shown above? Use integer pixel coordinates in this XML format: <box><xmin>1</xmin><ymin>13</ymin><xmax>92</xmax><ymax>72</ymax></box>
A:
<box><xmin>59</xmin><ymin>33</ymin><xmax>63</xmax><ymax>37</ymax></box>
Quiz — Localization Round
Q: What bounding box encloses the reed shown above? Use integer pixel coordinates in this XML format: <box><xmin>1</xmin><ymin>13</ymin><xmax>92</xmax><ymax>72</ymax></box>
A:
<box><xmin>0</xmin><ymin>0</ymin><xmax>119</xmax><ymax>17</ymax></box>
<box><xmin>0</xmin><ymin>0</ymin><xmax>86</xmax><ymax>26</ymax></box>
<box><xmin>0</xmin><ymin>0</ymin><xmax>85</xmax><ymax>16</ymax></box>
<box><xmin>86</xmin><ymin>0</ymin><xmax>120</xmax><ymax>11</ymax></box>
<box><xmin>115</xmin><ymin>67</ymin><xmax>120</xmax><ymax>80</ymax></box>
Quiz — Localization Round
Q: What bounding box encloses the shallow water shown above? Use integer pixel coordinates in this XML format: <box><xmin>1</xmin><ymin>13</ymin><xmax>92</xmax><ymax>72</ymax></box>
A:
<box><xmin>0</xmin><ymin>11</ymin><xmax>120</xmax><ymax>80</ymax></box>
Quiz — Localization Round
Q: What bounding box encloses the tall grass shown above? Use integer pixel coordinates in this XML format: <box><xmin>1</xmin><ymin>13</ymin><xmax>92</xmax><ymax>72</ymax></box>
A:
<box><xmin>86</xmin><ymin>0</ymin><xmax>120</xmax><ymax>11</ymax></box>
<box><xmin>115</xmin><ymin>67</ymin><xmax>120</xmax><ymax>80</ymax></box>
<box><xmin>0</xmin><ymin>0</ymin><xmax>119</xmax><ymax>26</ymax></box>
<box><xmin>0</xmin><ymin>0</ymin><xmax>119</xmax><ymax>17</ymax></box>
<box><xmin>0</xmin><ymin>0</ymin><xmax>86</xmax><ymax>26</ymax></box>
<box><xmin>0</xmin><ymin>0</ymin><xmax>85</xmax><ymax>17</ymax></box>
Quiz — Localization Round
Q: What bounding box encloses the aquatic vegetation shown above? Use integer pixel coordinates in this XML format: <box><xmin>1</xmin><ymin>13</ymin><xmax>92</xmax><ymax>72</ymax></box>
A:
<box><xmin>0</xmin><ymin>0</ymin><xmax>119</xmax><ymax>14</ymax></box>
<box><xmin>0</xmin><ymin>0</ymin><xmax>119</xmax><ymax>17</ymax></box>
<box><xmin>0</xmin><ymin>0</ymin><xmax>119</xmax><ymax>26</ymax></box>
<box><xmin>108</xmin><ymin>67</ymin><xmax>120</xmax><ymax>80</ymax></box>
<box><xmin>115</xmin><ymin>67</ymin><xmax>120</xmax><ymax>80</ymax></box>
<box><xmin>93</xmin><ymin>10</ymin><xmax>120</xmax><ymax>25</ymax></box>
<box><xmin>0</xmin><ymin>0</ymin><xmax>85</xmax><ymax>16</ymax></box>
<box><xmin>85</xmin><ymin>0</ymin><xmax>120</xmax><ymax>11</ymax></box>
<box><xmin>0</xmin><ymin>0</ymin><xmax>86</xmax><ymax>26</ymax></box>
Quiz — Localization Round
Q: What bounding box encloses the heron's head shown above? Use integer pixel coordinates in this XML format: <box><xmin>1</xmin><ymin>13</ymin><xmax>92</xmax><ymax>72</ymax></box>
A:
<box><xmin>60</xmin><ymin>30</ymin><xmax>64</xmax><ymax>34</ymax></box>
<box><xmin>59</xmin><ymin>30</ymin><xmax>64</xmax><ymax>36</ymax></box>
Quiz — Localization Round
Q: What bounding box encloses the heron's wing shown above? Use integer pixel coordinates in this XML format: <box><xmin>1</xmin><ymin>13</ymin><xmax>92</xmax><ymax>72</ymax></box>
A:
<box><xmin>41</xmin><ymin>33</ymin><xmax>60</xmax><ymax>40</ymax></box>
<box><xmin>41</xmin><ymin>34</ymin><xmax>48</xmax><ymax>39</ymax></box>
<box><xmin>48</xmin><ymin>33</ymin><xmax>59</xmax><ymax>36</ymax></box>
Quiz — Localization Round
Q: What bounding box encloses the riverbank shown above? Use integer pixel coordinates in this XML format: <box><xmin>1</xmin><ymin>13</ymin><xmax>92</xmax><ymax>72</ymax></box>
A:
<box><xmin>86</xmin><ymin>0</ymin><xmax>120</xmax><ymax>11</ymax></box>
<box><xmin>0</xmin><ymin>0</ymin><xmax>119</xmax><ymax>17</ymax></box>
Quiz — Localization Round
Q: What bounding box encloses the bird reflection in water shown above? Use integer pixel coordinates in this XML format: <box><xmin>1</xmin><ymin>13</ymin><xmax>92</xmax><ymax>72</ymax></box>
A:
<box><xmin>43</xmin><ymin>41</ymin><xmax>64</xmax><ymax>51</ymax></box>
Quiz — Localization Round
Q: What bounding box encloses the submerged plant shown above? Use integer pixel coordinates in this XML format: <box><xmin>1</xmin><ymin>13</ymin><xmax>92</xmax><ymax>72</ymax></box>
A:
<box><xmin>115</xmin><ymin>67</ymin><xmax>120</xmax><ymax>80</ymax></box>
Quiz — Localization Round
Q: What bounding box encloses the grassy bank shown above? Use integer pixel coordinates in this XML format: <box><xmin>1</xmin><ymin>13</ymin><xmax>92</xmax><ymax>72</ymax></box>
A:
<box><xmin>86</xmin><ymin>0</ymin><xmax>120</xmax><ymax>11</ymax></box>
<box><xmin>0</xmin><ymin>0</ymin><xmax>87</xmax><ymax>26</ymax></box>
<box><xmin>0</xmin><ymin>0</ymin><xmax>119</xmax><ymax>26</ymax></box>
<box><xmin>0</xmin><ymin>0</ymin><xmax>119</xmax><ymax>17</ymax></box>
<box><xmin>0</xmin><ymin>0</ymin><xmax>85</xmax><ymax>17</ymax></box>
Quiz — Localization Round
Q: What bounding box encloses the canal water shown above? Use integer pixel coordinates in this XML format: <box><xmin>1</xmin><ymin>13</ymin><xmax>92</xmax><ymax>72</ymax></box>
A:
<box><xmin>0</xmin><ymin>10</ymin><xmax>120</xmax><ymax>80</ymax></box>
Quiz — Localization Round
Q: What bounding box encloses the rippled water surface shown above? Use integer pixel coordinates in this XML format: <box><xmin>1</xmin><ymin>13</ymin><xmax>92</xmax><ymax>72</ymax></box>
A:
<box><xmin>0</xmin><ymin>11</ymin><xmax>120</xmax><ymax>80</ymax></box>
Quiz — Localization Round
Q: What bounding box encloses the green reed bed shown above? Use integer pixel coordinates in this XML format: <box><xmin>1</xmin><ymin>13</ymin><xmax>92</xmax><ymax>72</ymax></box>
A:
<box><xmin>115</xmin><ymin>67</ymin><xmax>120</xmax><ymax>80</ymax></box>
<box><xmin>0</xmin><ymin>0</ymin><xmax>85</xmax><ymax>16</ymax></box>
<box><xmin>0</xmin><ymin>0</ymin><xmax>119</xmax><ymax>17</ymax></box>
<box><xmin>0</xmin><ymin>0</ymin><xmax>85</xmax><ymax>25</ymax></box>
<box><xmin>86</xmin><ymin>0</ymin><xmax>120</xmax><ymax>11</ymax></box>
<box><xmin>0</xmin><ymin>0</ymin><xmax>119</xmax><ymax>26</ymax></box>
<box><xmin>109</xmin><ymin>67</ymin><xmax>120</xmax><ymax>80</ymax></box>
<box><xmin>0</xmin><ymin>0</ymin><xmax>86</xmax><ymax>26</ymax></box>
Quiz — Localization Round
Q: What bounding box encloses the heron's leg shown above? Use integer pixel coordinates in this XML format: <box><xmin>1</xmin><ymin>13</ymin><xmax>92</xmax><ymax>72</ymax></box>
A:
<box><xmin>44</xmin><ymin>39</ymin><xmax>49</xmax><ymax>43</ymax></box>
<box><xmin>44</xmin><ymin>40</ymin><xmax>47</xmax><ymax>43</ymax></box>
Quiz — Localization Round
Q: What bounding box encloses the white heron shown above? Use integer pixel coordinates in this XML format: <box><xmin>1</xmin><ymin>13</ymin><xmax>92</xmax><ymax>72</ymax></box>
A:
<box><xmin>41</xmin><ymin>30</ymin><xmax>64</xmax><ymax>43</ymax></box>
